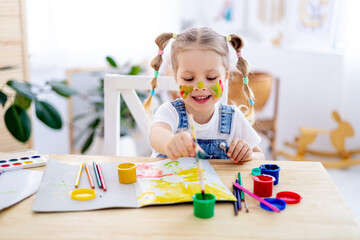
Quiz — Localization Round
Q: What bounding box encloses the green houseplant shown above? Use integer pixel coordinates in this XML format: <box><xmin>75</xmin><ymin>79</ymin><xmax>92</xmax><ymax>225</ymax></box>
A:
<box><xmin>73</xmin><ymin>56</ymin><xmax>146</xmax><ymax>153</ymax></box>
<box><xmin>0</xmin><ymin>66</ymin><xmax>77</xmax><ymax>143</ymax></box>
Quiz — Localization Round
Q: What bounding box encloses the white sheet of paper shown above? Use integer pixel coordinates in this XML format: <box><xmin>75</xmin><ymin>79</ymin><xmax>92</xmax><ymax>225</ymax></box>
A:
<box><xmin>0</xmin><ymin>169</ymin><xmax>43</xmax><ymax>211</ymax></box>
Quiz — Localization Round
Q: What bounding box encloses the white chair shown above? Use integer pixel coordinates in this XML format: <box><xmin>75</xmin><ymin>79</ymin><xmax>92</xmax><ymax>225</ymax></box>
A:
<box><xmin>104</xmin><ymin>74</ymin><xmax>228</xmax><ymax>156</ymax></box>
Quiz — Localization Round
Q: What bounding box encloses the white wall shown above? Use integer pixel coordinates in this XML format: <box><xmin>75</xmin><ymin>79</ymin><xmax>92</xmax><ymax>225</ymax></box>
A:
<box><xmin>244</xmin><ymin>44</ymin><xmax>345</xmax><ymax>154</ymax></box>
<box><xmin>25</xmin><ymin>0</ymin><xmax>181</xmax><ymax>154</ymax></box>
<box><xmin>343</xmin><ymin>0</ymin><xmax>360</xmax><ymax>151</ymax></box>
<box><xmin>25</xmin><ymin>0</ymin><xmax>359</xmax><ymax>156</ymax></box>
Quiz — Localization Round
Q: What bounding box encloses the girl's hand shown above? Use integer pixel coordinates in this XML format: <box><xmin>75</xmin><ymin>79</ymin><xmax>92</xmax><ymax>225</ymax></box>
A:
<box><xmin>227</xmin><ymin>138</ymin><xmax>253</xmax><ymax>163</ymax></box>
<box><xmin>165</xmin><ymin>132</ymin><xmax>195</xmax><ymax>161</ymax></box>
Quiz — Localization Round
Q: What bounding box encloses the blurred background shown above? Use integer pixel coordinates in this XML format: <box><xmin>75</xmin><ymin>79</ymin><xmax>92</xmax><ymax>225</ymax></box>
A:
<box><xmin>1</xmin><ymin>0</ymin><xmax>359</xmax><ymax>220</ymax></box>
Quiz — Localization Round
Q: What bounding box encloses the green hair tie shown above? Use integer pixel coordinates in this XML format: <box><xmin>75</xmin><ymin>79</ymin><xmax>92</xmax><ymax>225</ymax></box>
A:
<box><xmin>243</xmin><ymin>77</ymin><xmax>248</xmax><ymax>85</ymax></box>
<box><xmin>154</xmin><ymin>71</ymin><xmax>159</xmax><ymax>78</ymax></box>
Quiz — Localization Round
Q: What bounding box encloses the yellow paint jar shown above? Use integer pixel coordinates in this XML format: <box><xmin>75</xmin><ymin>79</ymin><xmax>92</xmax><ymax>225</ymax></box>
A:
<box><xmin>117</xmin><ymin>163</ymin><xmax>137</xmax><ymax>184</ymax></box>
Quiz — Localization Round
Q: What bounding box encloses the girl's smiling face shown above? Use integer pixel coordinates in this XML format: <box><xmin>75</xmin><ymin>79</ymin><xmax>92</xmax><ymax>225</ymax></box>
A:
<box><xmin>175</xmin><ymin>49</ymin><xmax>229</xmax><ymax>118</ymax></box>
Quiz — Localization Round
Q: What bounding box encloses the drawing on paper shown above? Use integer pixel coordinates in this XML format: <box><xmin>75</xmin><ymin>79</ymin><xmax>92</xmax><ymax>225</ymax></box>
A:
<box><xmin>136</xmin><ymin>159</ymin><xmax>235</xmax><ymax>206</ymax></box>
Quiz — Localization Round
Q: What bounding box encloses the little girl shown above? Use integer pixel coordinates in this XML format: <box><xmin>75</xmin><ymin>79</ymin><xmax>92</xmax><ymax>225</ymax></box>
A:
<box><xmin>144</xmin><ymin>27</ymin><xmax>264</xmax><ymax>163</ymax></box>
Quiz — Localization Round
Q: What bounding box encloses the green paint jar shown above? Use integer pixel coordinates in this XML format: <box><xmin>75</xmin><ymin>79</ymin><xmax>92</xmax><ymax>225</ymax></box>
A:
<box><xmin>192</xmin><ymin>193</ymin><xmax>216</xmax><ymax>219</ymax></box>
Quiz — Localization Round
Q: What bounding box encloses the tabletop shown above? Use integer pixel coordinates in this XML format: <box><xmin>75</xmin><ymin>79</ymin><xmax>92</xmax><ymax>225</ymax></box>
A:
<box><xmin>1</xmin><ymin>154</ymin><xmax>359</xmax><ymax>240</ymax></box>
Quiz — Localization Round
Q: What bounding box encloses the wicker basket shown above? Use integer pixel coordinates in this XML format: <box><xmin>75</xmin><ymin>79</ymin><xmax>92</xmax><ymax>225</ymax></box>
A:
<box><xmin>228</xmin><ymin>71</ymin><xmax>273</xmax><ymax>112</ymax></box>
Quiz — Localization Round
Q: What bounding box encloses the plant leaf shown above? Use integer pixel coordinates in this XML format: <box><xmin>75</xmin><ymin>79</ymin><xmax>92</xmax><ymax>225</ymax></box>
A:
<box><xmin>0</xmin><ymin>66</ymin><xmax>18</xmax><ymax>71</ymax></box>
<box><xmin>35</xmin><ymin>101</ymin><xmax>62</xmax><ymax>129</ymax></box>
<box><xmin>128</xmin><ymin>65</ymin><xmax>143</xmax><ymax>75</ymax></box>
<box><xmin>14</xmin><ymin>93</ymin><xmax>32</xmax><ymax>109</ymax></box>
<box><xmin>106</xmin><ymin>56</ymin><xmax>117</xmax><ymax>68</ymax></box>
<box><xmin>73</xmin><ymin>111</ymin><xmax>94</xmax><ymax>122</ymax></box>
<box><xmin>4</xmin><ymin>105</ymin><xmax>31</xmax><ymax>142</ymax></box>
<box><xmin>7</xmin><ymin>80</ymin><xmax>36</xmax><ymax>100</ymax></box>
<box><xmin>87</xmin><ymin>117</ymin><xmax>101</xmax><ymax>129</ymax></box>
<box><xmin>81</xmin><ymin>130</ymin><xmax>95</xmax><ymax>153</ymax></box>
<box><xmin>47</xmin><ymin>80</ymin><xmax>77</xmax><ymax>97</ymax></box>
<box><xmin>0</xmin><ymin>91</ymin><xmax>7</xmax><ymax>107</ymax></box>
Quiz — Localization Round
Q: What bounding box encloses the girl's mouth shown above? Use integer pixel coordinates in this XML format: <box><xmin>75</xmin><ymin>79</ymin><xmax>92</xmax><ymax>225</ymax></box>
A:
<box><xmin>192</xmin><ymin>95</ymin><xmax>211</xmax><ymax>104</ymax></box>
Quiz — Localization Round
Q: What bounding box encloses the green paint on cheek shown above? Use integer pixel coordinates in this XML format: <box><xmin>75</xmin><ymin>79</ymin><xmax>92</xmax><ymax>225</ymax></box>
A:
<box><xmin>210</xmin><ymin>82</ymin><xmax>223</xmax><ymax>98</ymax></box>
<box><xmin>197</xmin><ymin>81</ymin><xmax>204</xmax><ymax>89</ymax></box>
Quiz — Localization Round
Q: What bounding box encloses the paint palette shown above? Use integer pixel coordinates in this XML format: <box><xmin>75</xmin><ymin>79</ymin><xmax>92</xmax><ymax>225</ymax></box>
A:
<box><xmin>0</xmin><ymin>155</ymin><xmax>48</xmax><ymax>171</ymax></box>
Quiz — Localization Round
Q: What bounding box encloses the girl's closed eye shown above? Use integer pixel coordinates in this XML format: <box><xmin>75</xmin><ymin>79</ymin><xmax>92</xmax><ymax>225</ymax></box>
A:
<box><xmin>207</xmin><ymin>76</ymin><xmax>218</xmax><ymax>81</ymax></box>
<box><xmin>183</xmin><ymin>77</ymin><xmax>194</xmax><ymax>81</ymax></box>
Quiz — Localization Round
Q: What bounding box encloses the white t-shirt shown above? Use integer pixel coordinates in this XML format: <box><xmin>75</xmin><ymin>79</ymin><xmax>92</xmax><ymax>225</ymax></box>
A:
<box><xmin>151</xmin><ymin>101</ymin><xmax>261</xmax><ymax>157</ymax></box>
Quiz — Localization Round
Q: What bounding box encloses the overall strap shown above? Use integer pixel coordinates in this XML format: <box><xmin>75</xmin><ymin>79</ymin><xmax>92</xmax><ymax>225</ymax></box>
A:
<box><xmin>219</xmin><ymin>103</ymin><xmax>235</xmax><ymax>134</ymax></box>
<box><xmin>171</xmin><ymin>98</ymin><xmax>189</xmax><ymax>130</ymax></box>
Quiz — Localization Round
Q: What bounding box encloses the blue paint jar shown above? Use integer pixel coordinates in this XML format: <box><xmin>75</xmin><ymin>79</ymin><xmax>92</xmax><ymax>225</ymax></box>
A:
<box><xmin>259</xmin><ymin>164</ymin><xmax>281</xmax><ymax>185</ymax></box>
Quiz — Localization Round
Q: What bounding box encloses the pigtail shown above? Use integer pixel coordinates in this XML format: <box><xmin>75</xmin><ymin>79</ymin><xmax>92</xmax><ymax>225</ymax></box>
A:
<box><xmin>227</xmin><ymin>34</ymin><xmax>256</xmax><ymax>125</ymax></box>
<box><xmin>143</xmin><ymin>32</ymin><xmax>175</xmax><ymax>116</ymax></box>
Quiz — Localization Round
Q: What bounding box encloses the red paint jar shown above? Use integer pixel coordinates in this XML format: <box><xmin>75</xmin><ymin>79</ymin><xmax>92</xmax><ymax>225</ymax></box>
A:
<box><xmin>252</xmin><ymin>174</ymin><xmax>275</xmax><ymax>197</ymax></box>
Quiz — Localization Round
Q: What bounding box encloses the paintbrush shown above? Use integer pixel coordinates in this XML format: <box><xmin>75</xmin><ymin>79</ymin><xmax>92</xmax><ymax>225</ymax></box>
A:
<box><xmin>188</xmin><ymin>114</ymin><xmax>206</xmax><ymax>199</ymax></box>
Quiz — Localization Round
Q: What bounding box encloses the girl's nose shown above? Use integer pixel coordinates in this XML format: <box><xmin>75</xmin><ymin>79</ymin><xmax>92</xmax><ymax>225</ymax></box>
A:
<box><xmin>195</xmin><ymin>81</ymin><xmax>206</xmax><ymax>91</ymax></box>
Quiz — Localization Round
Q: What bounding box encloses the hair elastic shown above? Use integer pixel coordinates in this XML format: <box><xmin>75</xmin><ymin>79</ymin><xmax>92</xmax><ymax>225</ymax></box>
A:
<box><xmin>151</xmin><ymin>89</ymin><xmax>155</xmax><ymax>96</ymax></box>
<box><xmin>154</xmin><ymin>70</ymin><xmax>159</xmax><ymax>78</ymax></box>
<box><xmin>236</xmin><ymin>51</ymin><xmax>242</xmax><ymax>58</ymax></box>
<box><xmin>243</xmin><ymin>76</ymin><xmax>248</xmax><ymax>85</ymax></box>
<box><xmin>249</xmin><ymin>99</ymin><xmax>254</xmax><ymax>106</ymax></box>
<box><xmin>158</xmin><ymin>49</ymin><xmax>164</xmax><ymax>55</ymax></box>
<box><xmin>172</xmin><ymin>33</ymin><xmax>178</xmax><ymax>39</ymax></box>
<box><xmin>225</xmin><ymin>35</ymin><xmax>232</xmax><ymax>42</ymax></box>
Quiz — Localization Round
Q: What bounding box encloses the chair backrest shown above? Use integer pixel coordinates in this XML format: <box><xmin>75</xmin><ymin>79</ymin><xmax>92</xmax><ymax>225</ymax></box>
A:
<box><xmin>104</xmin><ymin>74</ymin><xmax>228</xmax><ymax>156</ymax></box>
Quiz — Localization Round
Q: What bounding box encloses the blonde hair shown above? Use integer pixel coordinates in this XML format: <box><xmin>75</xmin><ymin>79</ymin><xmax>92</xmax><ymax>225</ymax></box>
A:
<box><xmin>144</xmin><ymin>27</ymin><xmax>256</xmax><ymax>124</ymax></box>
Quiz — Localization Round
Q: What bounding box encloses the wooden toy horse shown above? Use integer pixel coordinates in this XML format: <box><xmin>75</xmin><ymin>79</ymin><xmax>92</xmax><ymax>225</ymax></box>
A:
<box><xmin>278</xmin><ymin>111</ymin><xmax>360</xmax><ymax>168</ymax></box>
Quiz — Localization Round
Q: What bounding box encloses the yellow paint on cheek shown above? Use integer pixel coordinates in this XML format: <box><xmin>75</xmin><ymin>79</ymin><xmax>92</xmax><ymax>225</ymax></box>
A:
<box><xmin>210</xmin><ymin>82</ymin><xmax>223</xmax><ymax>98</ymax></box>
<box><xmin>179</xmin><ymin>85</ymin><xmax>194</xmax><ymax>99</ymax></box>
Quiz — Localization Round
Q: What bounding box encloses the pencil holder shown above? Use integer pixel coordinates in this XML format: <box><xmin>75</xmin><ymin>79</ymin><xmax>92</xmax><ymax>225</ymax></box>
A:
<box><xmin>259</xmin><ymin>164</ymin><xmax>281</xmax><ymax>185</ymax></box>
<box><xmin>192</xmin><ymin>193</ymin><xmax>216</xmax><ymax>219</ymax></box>
<box><xmin>252</xmin><ymin>174</ymin><xmax>275</xmax><ymax>198</ymax></box>
<box><xmin>117</xmin><ymin>163</ymin><xmax>137</xmax><ymax>184</ymax></box>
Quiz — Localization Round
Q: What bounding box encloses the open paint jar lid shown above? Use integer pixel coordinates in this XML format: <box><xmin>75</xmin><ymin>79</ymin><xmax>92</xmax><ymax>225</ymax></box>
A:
<box><xmin>260</xmin><ymin>198</ymin><xmax>286</xmax><ymax>212</ymax></box>
<box><xmin>276</xmin><ymin>191</ymin><xmax>302</xmax><ymax>204</ymax></box>
<box><xmin>251</xmin><ymin>167</ymin><xmax>261</xmax><ymax>176</ymax></box>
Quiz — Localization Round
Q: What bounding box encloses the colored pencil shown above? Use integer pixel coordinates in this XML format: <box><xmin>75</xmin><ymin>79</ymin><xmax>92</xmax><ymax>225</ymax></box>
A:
<box><xmin>232</xmin><ymin>187</ymin><xmax>238</xmax><ymax>216</ymax></box>
<box><xmin>238</xmin><ymin>172</ymin><xmax>244</xmax><ymax>199</ymax></box>
<box><xmin>93</xmin><ymin>162</ymin><xmax>102</xmax><ymax>188</ymax></box>
<box><xmin>243</xmin><ymin>188</ymin><xmax>249</xmax><ymax>213</ymax></box>
<box><xmin>75</xmin><ymin>163</ymin><xmax>84</xmax><ymax>188</ymax></box>
<box><xmin>233</xmin><ymin>182</ymin><xmax>280</xmax><ymax>213</ymax></box>
<box><xmin>238</xmin><ymin>172</ymin><xmax>249</xmax><ymax>212</ymax></box>
<box><xmin>235</xmin><ymin>179</ymin><xmax>242</xmax><ymax>210</ymax></box>
<box><xmin>188</xmin><ymin>114</ymin><xmax>206</xmax><ymax>199</ymax></box>
<box><xmin>84</xmin><ymin>163</ymin><xmax>95</xmax><ymax>189</ymax></box>
<box><xmin>96</xmin><ymin>164</ymin><xmax>107</xmax><ymax>191</ymax></box>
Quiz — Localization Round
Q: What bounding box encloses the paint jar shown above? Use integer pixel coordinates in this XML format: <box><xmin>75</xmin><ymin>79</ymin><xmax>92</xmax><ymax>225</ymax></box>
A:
<box><xmin>117</xmin><ymin>163</ymin><xmax>137</xmax><ymax>184</ymax></box>
<box><xmin>252</xmin><ymin>174</ymin><xmax>275</xmax><ymax>198</ymax></box>
<box><xmin>192</xmin><ymin>193</ymin><xmax>216</xmax><ymax>219</ymax></box>
<box><xmin>259</xmin><ymin>164</ymin><xmax>281</xmax><ymax>185</ymax></box>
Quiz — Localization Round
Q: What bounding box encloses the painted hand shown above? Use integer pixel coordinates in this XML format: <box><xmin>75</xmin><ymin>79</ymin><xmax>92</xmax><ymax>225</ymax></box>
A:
<box><xmin>165</xmin><ymin>132</ymin><xmax>196</xmax><ymax>161</ymax></box>
<box><xmin>227</xmin><ymin>138</ymin><xmax>253</xmax><ymax>163</ymax></box>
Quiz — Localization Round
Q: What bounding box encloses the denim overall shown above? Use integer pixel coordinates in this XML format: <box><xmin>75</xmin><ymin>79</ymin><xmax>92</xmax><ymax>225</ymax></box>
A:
<box><xmin>157</xmin><ymin>99</ymin><xmax>234</xmax><ymax>159</ymax></box>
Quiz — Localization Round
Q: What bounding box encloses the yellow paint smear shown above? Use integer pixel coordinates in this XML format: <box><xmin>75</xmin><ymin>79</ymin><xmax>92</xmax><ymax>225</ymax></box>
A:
<box><xmin>137</xmin><ymin>167</ymin><xmax>236</xmax><ymax>206</ymax></box>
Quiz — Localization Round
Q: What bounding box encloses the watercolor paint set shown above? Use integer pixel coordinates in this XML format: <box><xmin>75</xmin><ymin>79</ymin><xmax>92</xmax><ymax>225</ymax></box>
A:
<box><xmin>0</xmin><ymin>155</ymin><xmax>48</xmax><ymax>172</ymax></box>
